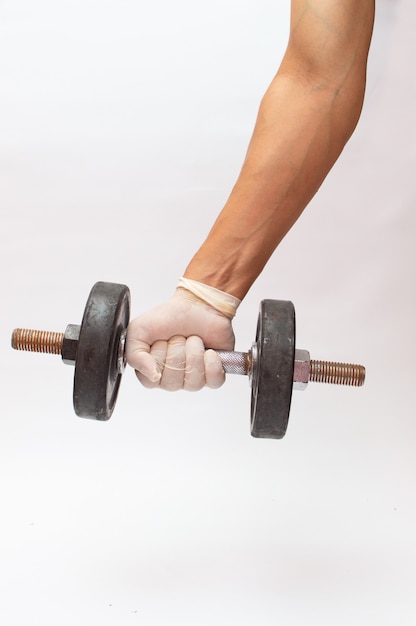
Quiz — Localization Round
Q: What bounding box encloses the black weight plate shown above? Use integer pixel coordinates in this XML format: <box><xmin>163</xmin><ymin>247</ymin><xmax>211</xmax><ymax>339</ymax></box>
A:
<box><xmin>250</xmin><ymin>300</ymin><xmax>295</xmax><ymax>439</ymax></box>
<box><xmin>73</xmin><ymin>282</ymin><xmax>130</xmax><ymax>421</ymax></box>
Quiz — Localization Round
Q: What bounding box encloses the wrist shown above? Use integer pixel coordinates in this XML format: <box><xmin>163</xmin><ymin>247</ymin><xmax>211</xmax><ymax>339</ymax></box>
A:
<box><xmin>176</xmin><ymin>277</ymin><xmax>241</xmax><ymax>319</ymax></box>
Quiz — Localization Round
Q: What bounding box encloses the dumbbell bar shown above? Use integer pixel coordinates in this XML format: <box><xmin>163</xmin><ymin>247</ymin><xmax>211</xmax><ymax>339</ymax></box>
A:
<box><xmin>11</xmin><ymin>282</ymin><xmax>365</xmax><ymax>439</ymax></box>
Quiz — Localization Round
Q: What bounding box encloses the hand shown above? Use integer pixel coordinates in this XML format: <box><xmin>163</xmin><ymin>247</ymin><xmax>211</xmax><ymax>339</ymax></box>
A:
<box><xmin>126</xmin><ymin>288</ymin><xmax>235</xmax><ymax>391</ymax></box>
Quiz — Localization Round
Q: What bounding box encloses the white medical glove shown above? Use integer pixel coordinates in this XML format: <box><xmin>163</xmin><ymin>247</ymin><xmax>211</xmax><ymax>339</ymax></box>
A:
<box><xmin>126</xmin><ymin>279</ymin><xmax>240</xmax><ymax>391</ymax></box>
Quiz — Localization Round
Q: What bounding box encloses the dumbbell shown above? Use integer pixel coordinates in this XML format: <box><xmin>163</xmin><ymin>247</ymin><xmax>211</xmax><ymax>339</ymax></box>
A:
<box><xmin>11</xmin><ymin>281</ymin><xmax>365</xmax><ymax>439</ymax></box>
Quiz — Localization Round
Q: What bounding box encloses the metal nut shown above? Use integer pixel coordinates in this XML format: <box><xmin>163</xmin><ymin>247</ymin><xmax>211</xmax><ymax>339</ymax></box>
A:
<box><xmin>293</xmin><ymin>349</ymin><xmax>310</xmax><ymax>391</ymax></box>
<box><xmin>62</xmin><ymin>324</ymin><xmax>80</xmax><ymax>366</ymax></box>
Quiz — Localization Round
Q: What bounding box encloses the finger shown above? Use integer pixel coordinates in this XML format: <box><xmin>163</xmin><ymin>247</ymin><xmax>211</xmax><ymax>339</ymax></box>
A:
<box><xmin>160</xmin><ymin>336</ymin><xmax>186</xmax><ymax>391</ymax></box>
<box><xmin>125</xmin><ymin>329</ymin><xmax>162</xmax><ymax>383</ymax></box>
<box><xmin>135</xmin><ymin>340</ymin><xmax>167</xmax><ymax>389</ymax></box>
<box><xmin>183</xmin><ymin>336</ymin><xmax>206</xmax><ymax>391</ymax></box>
<box><xmin>130</xmin><ymin>350</ymin><xmax>162</xmax><ymax>385</ymax></box>
<box><xmin>204</xmin><ymin>349</ymin><xmax>226</xmax><ymax>389</ymax></box>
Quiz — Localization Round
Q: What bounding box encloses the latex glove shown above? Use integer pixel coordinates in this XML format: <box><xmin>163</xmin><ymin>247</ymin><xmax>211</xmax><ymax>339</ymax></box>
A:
<box><xmin>126</xmin><ymin>287</ymin><xmax>237</xmax><ymax>391</ymax></box>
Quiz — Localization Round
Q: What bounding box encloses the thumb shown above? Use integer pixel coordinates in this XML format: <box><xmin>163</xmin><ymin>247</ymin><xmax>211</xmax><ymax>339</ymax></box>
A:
<box><xmin>126</xmin><ymin>338</ymin><xmax>162</xmax><ymax>383</ymax></box>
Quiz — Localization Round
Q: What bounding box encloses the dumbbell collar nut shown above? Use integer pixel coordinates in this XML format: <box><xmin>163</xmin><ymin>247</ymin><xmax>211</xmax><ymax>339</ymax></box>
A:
<box><xmin>62</xmin><ymin>324</ymin><xmax>127</xmax><ymax>374</ymax></box>
<box><xmin>62</xmin><ymin>324</ymin><xmax>80</xmax><ymax>366</ymax></box>
<box><xmin>293</xmin><ymin>349</ymin><xmax>310</xmax><ymax>391</ymax></box>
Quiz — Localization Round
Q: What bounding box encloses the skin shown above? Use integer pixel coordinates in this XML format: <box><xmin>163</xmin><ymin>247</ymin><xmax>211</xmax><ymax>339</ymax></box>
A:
<box><xmin>126</xmin><ymin>0</ymin><xmax>375</xmax><ymax>390</ymax></box>
<box><xmin>183</xmin><ymin>0</ymin><xmax>375</xmax><ymax>299</ymax></box>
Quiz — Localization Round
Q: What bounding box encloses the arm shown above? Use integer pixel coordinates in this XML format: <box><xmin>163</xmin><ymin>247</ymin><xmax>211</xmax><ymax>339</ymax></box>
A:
<box><xmin>183</xmin><ymin>0</ymin><xmax>375</xmax><ymax>299</ymax></box>
<box><xmin>126</xmin><ymin>0</ymin><xmax>375</xmax><ymax>389</ymax></box>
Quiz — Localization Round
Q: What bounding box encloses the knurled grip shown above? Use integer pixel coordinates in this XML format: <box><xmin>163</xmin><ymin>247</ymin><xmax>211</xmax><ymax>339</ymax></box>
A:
<box><xmin>216</xmin><ymin>350</ymin><xmax>251</xmax><ymax>376</ymax></box>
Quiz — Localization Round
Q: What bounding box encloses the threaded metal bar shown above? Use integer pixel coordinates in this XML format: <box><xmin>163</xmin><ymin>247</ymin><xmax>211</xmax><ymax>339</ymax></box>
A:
<box><xmin>310</xmin><ymin>360</ymin><xmax>365</xmax><ymax>386</ymax></box>
<box><xmin>11</xmin><ymin>329</ymin><xmax>64</xmax><ymax>355</ymax></box>
<box><xmin>10</xmin><ymin>329</ymin><xmax>366</xmax><ymax>389</ymax></box>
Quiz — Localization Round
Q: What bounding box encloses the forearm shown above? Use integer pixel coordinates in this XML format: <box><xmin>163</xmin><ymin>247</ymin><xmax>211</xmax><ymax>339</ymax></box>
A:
<box><xmin>184</xmin><ymin>74</ymin><xmax>363</xmax><ymax>298</ymax></box>
<box><xmin>184</xmin><ymin>1</ymin><xmax>374</xmax><ymax>300</ymax></box>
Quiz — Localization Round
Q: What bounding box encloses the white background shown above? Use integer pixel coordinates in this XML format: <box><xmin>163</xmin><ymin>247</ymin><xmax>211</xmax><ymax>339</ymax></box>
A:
<box><xmin>1</xmin><ymin>0</ymin><xmax>415</xmax><ymax>624</ymax></box>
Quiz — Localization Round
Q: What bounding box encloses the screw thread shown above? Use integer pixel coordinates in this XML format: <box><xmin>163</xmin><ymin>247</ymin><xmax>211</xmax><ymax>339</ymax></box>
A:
<box><xmin>310</xmin><ymin>360</ymin><xmax>365</xmax><ymax>386</ymax></box>
<box><xmin>11</xmin><ymin>329</ymin><xmax>64</xmax><ymax>355</ymax></box>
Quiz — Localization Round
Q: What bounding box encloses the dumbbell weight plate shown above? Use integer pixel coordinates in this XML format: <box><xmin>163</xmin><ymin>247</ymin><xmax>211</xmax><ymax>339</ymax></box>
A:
<box><xmin>73</xmin><ymin>282</ymin><xmax>130</xmax><ymax>420</ymax></box>
<box><xmin>250</xmin><ymin>299</ymin><xmax>295</xmax><ymax>439</ymax></box>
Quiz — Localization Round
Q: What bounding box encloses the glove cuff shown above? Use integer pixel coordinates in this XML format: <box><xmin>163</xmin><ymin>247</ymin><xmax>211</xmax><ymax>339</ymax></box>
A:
<box><xmin>177</xmin><ymin>277</ymin><xmax>241</xmax><ymax>319</ymax></box>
